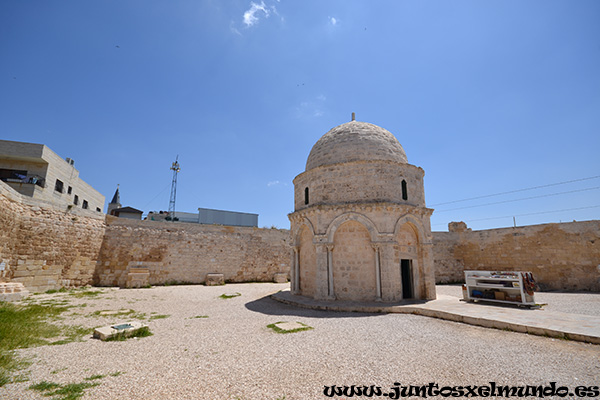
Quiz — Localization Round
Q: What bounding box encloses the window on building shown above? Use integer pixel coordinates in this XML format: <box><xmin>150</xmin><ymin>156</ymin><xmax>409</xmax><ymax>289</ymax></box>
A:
<box><xmin>96</xmin><ymin>207</ymin><xmax>101</xmax><ymax>212</ymax></box>
<box><xmin>304</xmin><ymin>187</ymin><xmax>309</xmax><ymax>205</ymax></box>
<box><xmin>54</xmin><ymin>179</ymin><xmax>64</xmax><ymax>193</ymax></box>
<box><xmin>401</xmin><ymin>180</ymin><xmax>408</xmax><ymax>201</ymax></box>
<box><xmin>73</xmin><ymin>195</ymin><xmax>79</xmax><ymax>205</ymax></box>
<box><xmin>67</xmin><ymin>186</ymin><xmax>72</xmax><ymax>194</ymax></box>
<box><xmin>82</xmin><ymin>200</ymin><xmax>88</xmax><ymax>209</ymax></box>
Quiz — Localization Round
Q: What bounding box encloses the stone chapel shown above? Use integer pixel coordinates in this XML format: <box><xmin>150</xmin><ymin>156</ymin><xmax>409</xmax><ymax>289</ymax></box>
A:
<box><xmin>288</xmin><ymin>116</ymin><xmax>437</xmax><ymax>301</ymax></box>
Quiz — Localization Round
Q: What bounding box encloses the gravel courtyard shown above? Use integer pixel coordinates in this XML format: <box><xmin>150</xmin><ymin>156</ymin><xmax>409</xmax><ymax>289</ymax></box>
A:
<box><xmin>2</xmin><ymin>283</ymin><xmax>599</xmax><ymax>400</ymax></box>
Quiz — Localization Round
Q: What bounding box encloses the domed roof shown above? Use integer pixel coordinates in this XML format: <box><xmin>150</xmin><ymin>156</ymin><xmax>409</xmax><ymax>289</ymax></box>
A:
<box><xmin>306</xmin><ymin>120</ymin><xmax>407</xmax><ymax>171</ymax></box>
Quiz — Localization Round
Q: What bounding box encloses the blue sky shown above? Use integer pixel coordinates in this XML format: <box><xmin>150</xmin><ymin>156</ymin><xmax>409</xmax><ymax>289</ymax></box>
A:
<box><xmin>1</xmin><ymin>0</ymin><xmax>599</xmax><ymax>231</ymax></box>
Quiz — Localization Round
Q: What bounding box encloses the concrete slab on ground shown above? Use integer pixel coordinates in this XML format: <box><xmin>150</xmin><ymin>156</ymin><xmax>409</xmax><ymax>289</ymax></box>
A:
<box><xmin>93</xmin><ymin>321</ymin><xmax>148</xmax><ymax>341</ymax></box>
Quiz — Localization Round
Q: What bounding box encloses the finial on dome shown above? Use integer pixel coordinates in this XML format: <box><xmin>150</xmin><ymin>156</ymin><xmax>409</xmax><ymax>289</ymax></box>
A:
<box><xmin>351</xmin><ymin>112</ymin><xmax>355</xmax><ymax>121</ymax></box>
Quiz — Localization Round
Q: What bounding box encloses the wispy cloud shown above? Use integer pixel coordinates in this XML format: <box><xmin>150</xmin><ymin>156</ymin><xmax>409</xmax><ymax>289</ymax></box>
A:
<box><xmin>329</xmin><ymin>16</ymin><xmax>338</xmax><ymax>26</ymax></box>
<box><xmin>230</xmin><ymin>21</ymin><xmax>242</xmax><ymax>36</ymax></box>
<box><xmin>243</xmin><ymin>1</ymin><xmax>270</xmax><ymax>27</ymax></box>
<box><xmin>267</xmin><ymin>180</ymin><xmax>287</xmax><ymax>187</ymax></box>
<box><xmin>295</xmin><ymin>94</ymin><xmax>327</xmax><ymax>119</ymax></box>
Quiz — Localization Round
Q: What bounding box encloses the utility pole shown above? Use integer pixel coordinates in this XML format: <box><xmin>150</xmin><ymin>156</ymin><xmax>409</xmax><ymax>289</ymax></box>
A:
<box><xmin>168</xmin><ymin>156</ymin><xmax>180</xmax><ymax>222</ymax></box>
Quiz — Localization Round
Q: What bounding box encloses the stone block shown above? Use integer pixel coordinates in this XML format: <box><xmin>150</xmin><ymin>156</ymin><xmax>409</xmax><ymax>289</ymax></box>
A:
<box><xmin>93</xmin><ymin>321</ymin><xmax>148</xmax><ymax>341</ymax></box>
<box><xmin>125</xmin><ymin>268</ymin><xmax>150</xmax><ymax>288</ymax></box>
<box><xmin>273</xmin><ymin>272</ymin><xmax>288</xmax><ymax>283</ymax></box>
<box><xmin>205</xmin><ymin>273</ymin><xmax>225</xmax><ymax>286</ymax></box>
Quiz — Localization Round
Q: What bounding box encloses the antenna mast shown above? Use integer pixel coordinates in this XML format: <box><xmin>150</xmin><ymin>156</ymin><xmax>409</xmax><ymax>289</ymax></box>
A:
<box><xmin>168</xmin><ymin>156</ymin><xmax>181</xmax><ymax>222</ymax></box>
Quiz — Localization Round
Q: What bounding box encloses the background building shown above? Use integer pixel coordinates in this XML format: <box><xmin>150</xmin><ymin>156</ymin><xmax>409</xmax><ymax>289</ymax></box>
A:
<box><xmin>146</xmin><ymin>208</ymin><xmax>258</xmax><ymax>227</ymax></box>
<box><xmin>0</xmin><ymin>140</ymin><xmax>104</xmax><ymax>213</ymax></box>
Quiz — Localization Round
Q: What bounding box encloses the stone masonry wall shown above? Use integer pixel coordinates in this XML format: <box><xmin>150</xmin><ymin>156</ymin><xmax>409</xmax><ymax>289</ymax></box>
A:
<box><xmin>95</xmin><ymin>217</ymin><xmax>290</xmax><ymax>287</ymax></box>
<box><xmin>1</xmin><ymin>180</ymin><xmax>290</xmax><ymax>292</ymax></box>
<box><xmin>433</xmin><ymin>221</ymin><xmax>600</xmax><ymax>291</ymax></box>
<box><xmin>0</xmin><ymin>181</ymin><xmax>106</xmax><ymax>292</ymax></box>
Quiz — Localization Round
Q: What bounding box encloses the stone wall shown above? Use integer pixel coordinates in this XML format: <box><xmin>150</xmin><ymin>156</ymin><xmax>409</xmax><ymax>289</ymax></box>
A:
<box><xmin>0</xmin><ymin>180</ymin><xmax>290</xmax><ymax>292</ymax></box>
<box><xmin>0</xmin><ymin>181</ymin><xmax>106</xmax><ymax>292</ymax></box>
<box><xmin>95</xmin><ymin>217</ymin><xmax>290</xmax><ymax>287</ymax></box>
<box><xmin>433</xmin><ymin>221</ymin><xmax>600</xmax><ymax>291</ymax></box>
<box><xmin>3</xmin><ymin>175</ymin><xmax>599</xmax><ymax>293</ymax></box>
<box><xmin>293</xmin><ymin>161</ymin><xmax>426</xmax><ymax>211</ymax></box>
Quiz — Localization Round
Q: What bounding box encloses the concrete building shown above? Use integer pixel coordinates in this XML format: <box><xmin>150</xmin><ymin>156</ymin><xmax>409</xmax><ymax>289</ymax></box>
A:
<box><xmin>0</xmin><ymin>140</ymin><xmax>104</xmax><ymax>213</ymax></box>
<box><xmin>288</xmin><ymin>116</ymin><xmax>437</xmax><ymax>302</ymax></box>
<box><xmin>147</xmin><ymin>208</ymin><xmax>258</xmax><ymax>227</ymax></box>
<box><xmin>110</xmin><ymin>206</ymin><xmax>143</xmax><ymax>220</ymax></box>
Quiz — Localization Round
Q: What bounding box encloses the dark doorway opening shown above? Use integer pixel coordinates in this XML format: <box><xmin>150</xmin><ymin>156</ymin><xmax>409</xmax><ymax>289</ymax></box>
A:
<box><xmin>401</xmin><ymin>259</ymin><xmax>413</xmax><ymax>299</ymax></box>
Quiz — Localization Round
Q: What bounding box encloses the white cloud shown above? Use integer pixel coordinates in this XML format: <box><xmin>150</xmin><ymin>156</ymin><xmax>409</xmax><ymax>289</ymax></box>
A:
<box><xmin>329</xmin><ymin>16</ymin><xmax>338</xmax><ymax>26</ymax></box>
<box><xmin>267</xmin><ymin>180</ymin><xmax>287</xmax><ymax>187</ymax></box>
<box><xmin>230</xmin><ymin>21</ymin><xmax>242</xmax><ymax>36</ymax></box>
<box><xmin>243</xmin><ymin>1</ymin><xmax>270</xmax><ymax>27</ymax></box>
<box><xmin>295</xmin><ymin>95</ymin><xmax>327</xmax><ymax>119</ymax></box>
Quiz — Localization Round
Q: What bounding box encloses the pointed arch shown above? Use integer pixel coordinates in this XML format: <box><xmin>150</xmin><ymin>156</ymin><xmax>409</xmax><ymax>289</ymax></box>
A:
<box><xmin>326</xmin><ymin>212</ymin><xmax>379</xmax><ymax>243</ymax></box>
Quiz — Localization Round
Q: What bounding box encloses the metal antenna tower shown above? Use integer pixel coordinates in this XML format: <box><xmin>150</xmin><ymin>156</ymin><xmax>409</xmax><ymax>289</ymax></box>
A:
<box><xmin>168</xmin><ymin>156</ymin><xmax>181</xmax><ymax>221</ymax></box>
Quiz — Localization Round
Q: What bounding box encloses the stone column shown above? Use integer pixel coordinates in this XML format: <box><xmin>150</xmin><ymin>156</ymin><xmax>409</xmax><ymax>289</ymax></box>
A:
<box><xmin>378</xmin><ymin>241</ymin><xmax>398</xmax><ymax>302</ymax></box>
<box><xmin>422</xmin><ymin>241</ymin><xmax>437</xmax><ymax>300</ymax></box>
<box><xmin>372</xmin><ymin>244</ymin><xmax>382</xmax><ymax>301</ymax></box>
<box><xmin>326</xmin><ymin>244</ymin><xmax>335</xmax><ymax>299</ymax></box>
<box><xmin>292</xmin><ymin>246</ymin><xmax>300</xmax><ymax>294</ymax></box>
<box><xmin>314</xmin><ymin>244</ymin><xmax>330</xmax><ymax>300</ymax></box>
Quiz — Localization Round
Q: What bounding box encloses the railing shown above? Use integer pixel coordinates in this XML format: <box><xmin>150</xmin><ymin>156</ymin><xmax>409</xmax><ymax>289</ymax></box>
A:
<box><xmin>1</xmin><ymin>174</ymin><xmax>46</xmax><ymax>188</ymax></box>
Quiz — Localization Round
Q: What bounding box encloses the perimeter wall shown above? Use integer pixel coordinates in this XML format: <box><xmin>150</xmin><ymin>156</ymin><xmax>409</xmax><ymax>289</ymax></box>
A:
<box><xmin>95</xmin><ymin>217</ymin><xmax>289</xmax><ymax>287</ymax></box>
<box><xmin>433</xmin><ymin>221</ymin><xmax>600</xmax><ymax>291</ymax></box>
<box><xmin>0</xmin><ymin>181</ymin><xmax>105</xmax><ymax>292</ymax></box>
<box><xmin>0</xmin><ymin>182</ymin><xmax>289</xmax><ymax>292</ymax></box>
<box><xmin>1</xmin><ymin>180</ymin><xmax>599</xmax><ymax>292</ymax></box>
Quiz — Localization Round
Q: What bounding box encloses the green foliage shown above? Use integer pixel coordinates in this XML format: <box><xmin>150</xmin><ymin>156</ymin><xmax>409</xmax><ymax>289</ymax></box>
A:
<box><xmin>267</xmin><ymin>322</ymin><xmax>313</xmax><ymax>334</ymax></box>
<box><xmin>0</xmin><ymin>301</ymin><xmax>90</xmax><ymax>386</ymax></box>
<box><xmin>149</xmin><ymin>314</ymin><xmax>170</xmax><ymax>320</ymax></box>
<box><xmin>219</xmin><ymin>292</ymin><xmax>241</xmax><ymax>299</ymax></box>
<box><xmin>89</xmin><ymin>309</ymin><xmax>147</xmax><ymax>320</ymax></box>
<box><xmin>84</xmin><ymin>374</ymin><xmax>106</xmax><ymax>381</ymax></box>
<box><xmin>29</xmin><ymin>379</ymin><xmax>100</xmax><ymax>400</ymax></box>
<box><xmin>68</xmin><ymin>288</ymin><xmax>102</xmax><ymax>298</ymax></box>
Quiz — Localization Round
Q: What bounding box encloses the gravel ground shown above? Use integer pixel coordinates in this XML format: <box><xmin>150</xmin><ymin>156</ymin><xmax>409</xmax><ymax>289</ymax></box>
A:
<box><xmin>2</xmin><ymin>283</ymin><xmax>599</xmax><ymax>400</ymax></box>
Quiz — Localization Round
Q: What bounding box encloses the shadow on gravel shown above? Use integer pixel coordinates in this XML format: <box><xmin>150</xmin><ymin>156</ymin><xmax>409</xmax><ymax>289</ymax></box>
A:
<box><xmin>244</xmin><ymin>294</ymin><xmax>385</xmax><ymax>319</ymax></box>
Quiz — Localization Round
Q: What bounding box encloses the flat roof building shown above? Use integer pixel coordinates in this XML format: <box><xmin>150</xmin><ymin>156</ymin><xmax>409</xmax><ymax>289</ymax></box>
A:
<box><xmin>0</xmin><ymin>140</ymin><xmax>104</xmax><ymax>213</ymax></box>
<box><xmin>147</xmin><ymin>208</ymin><xmax>258</xmax><ymax>227</ymax></box>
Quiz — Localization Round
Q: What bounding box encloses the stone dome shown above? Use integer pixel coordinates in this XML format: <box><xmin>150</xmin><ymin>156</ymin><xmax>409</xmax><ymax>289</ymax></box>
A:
<box><xmin>306</xmin><ymin>120</ymin><xmax>408</xmax><ymax>171</ymax></box>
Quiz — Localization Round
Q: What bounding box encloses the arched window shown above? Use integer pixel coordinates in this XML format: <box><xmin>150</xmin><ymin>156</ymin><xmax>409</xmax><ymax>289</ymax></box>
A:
<box><xmin>304</xmin><ymin>187</ymin><xmax>309</xmax><ymax>205</ymax></box>
<box><xmin>401</xmin><ymin>180</ymin><xmax>408</xmax><ymax>201</ymax></box>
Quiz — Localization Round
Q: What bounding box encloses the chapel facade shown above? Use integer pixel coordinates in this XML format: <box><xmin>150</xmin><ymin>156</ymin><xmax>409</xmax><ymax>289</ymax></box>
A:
<box><xmin>288</xmin><ymin>116</ymin><xmax>436</xmax><ymax>301</ymax></box>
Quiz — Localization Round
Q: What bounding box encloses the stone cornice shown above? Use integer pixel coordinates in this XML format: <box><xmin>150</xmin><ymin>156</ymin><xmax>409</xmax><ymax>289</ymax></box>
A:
<box><xmin>289</xmin><ymin>202</ymin><xmax>434</xmax><ymax>222</ymax></box>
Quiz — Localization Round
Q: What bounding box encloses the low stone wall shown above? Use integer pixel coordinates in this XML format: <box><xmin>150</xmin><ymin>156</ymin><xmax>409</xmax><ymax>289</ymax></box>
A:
<box><xmin>433</xmin><ymin>221</ymin><xmax>600</xmax><ymax>291</ymax></box>
<box><xmin>95</xmin><ymin>217</ymin><xmax>290</xmax><ymax>287</ymax></box>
